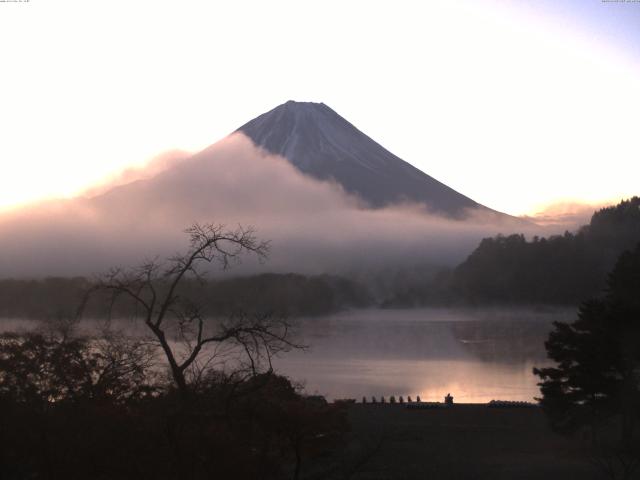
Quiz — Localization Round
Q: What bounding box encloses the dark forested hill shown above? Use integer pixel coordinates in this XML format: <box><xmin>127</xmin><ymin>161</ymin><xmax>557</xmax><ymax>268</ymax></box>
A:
<box><xmin>0</xmin><ymin>273</ymin><xmax>371</xmax><ymax>321</ymax></box>
<box><xmin>450</xmin><ymin>197</ymin><xmax>640</xmax><ymax>304</ymax></box>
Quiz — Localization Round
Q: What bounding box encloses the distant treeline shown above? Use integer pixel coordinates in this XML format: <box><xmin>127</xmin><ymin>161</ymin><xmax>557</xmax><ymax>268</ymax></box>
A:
<box><xmin>0</xmin><ymin>273</ymin><xmax>371</xmax><ymax>320</ymax></box>
<box><xmin>450</xmin><ymin>197</ymin><xmax>640</xmax><ymax>305</ymax></box>
<box><xmin>381</xmin><ymin>197</ymin><xmax>640</xmax><ymax>307</ymax></box>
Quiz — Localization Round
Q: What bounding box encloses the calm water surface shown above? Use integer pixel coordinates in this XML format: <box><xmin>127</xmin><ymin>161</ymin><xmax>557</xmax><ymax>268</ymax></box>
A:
<box><xmin>274</xmin><ymin>308</ymin><xmax>573</xmax><ymax>403</ymax></box>
<box><xmin>0</xmin><ymin>307</ymin><xmax>573</xmax><ymax>404</ymax></box>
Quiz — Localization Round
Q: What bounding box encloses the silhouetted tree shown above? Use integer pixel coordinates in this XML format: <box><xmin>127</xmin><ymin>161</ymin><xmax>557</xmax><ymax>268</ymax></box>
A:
<box><xmin>534</xmin><ymin>243</ymin><xmax>640</xmax><ymax>444</ymax></box>
<box><xmin>0</xmin><ymin>336</ymin><xmax>346</xmax><ymax>480</ymax></box>
<box><xmin>0</xmin><ymin>328</ymin><xmax>164</xmax><ymax>479</ymax></box>
<box><xmin>0</xmin><ymin>330</ymin><xmax>158</xmax><ymax>406</ymax></box>
<box><xmin>86</xmin><ymin>223</ymin><xmax>300</xmax><ymax>397</ymax></box>
<box><xmin>0</xmin><ymin>225</ymin><xmax>351</xmax><ymax>479</ymax></box>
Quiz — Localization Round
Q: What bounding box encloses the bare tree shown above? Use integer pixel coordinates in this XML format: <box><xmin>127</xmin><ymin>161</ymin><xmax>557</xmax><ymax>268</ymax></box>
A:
<box><xmin>83</xmin><ymin>223</ymin><xmax>300</xmax><ymax>397</ymax></box>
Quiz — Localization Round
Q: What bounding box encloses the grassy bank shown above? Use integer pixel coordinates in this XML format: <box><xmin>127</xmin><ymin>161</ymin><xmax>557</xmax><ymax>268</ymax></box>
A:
<box><xmin>336</xmin><ymin>404</ymin><xmax>596</xmax><ymax>480</ymax></box>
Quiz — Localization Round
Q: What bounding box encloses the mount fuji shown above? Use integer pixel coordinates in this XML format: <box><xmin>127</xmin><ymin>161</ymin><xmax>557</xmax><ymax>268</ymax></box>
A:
<box><xmin>239</xmin><ymin>100</ymin><xmax>508</xmax><ymax>219</ymax></box>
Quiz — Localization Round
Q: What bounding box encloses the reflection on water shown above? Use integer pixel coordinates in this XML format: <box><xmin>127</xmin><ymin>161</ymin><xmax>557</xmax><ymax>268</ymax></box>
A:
<box><xmin>274</xmin><ymin>308</ymin><xmax>573</xmax><ymax>403</ymax></box>
<box><xmin>0</xmin><ymin>307</ymin><xmax>573</xmax><ymax>404</ymax></box>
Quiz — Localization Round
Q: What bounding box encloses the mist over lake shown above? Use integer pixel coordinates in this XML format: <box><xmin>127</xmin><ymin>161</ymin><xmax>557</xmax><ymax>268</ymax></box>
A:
<box><xmin>274</xmin><ymin>307</ymin><xmax>572</xmax><ymax>403</ymax></box>
<box><xmin>0</xmin><ymin>306</ymin><xmax>571</xmax><ymax>405</ymax></box>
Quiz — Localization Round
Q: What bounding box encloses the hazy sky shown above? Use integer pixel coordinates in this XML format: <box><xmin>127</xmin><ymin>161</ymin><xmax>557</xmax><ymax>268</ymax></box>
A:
<box><xmin>1</xmin><ymin>0</ymin><xmax>639</xmax><ymax>215</ymax></box>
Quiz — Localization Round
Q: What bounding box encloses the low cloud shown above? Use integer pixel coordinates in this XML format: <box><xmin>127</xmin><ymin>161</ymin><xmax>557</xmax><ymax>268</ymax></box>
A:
<box><xmin>0</xmin><ymin>134</ymin><xmax>565</xmax><ymax>278</ymax></box>
<box><xmin>522</xmin><ymin>201</ymin><xmax>608</xmax><ymax>230</ymax></box>
<box><xmin>80</xmin><ymin>149</ymin><xmax>192</xmax><ymax>198</ymax></box>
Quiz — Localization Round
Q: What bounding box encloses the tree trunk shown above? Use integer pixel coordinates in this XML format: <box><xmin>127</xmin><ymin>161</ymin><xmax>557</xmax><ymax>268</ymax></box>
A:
<box><xmin>292</xmin><ymin>439</ymin><xmax>302</xmax><ymax>480</ymax></box>
<box><xmin>152</xmin><ymin>326</ymin><xmax>189</xmax><ymax>397</ymax></box>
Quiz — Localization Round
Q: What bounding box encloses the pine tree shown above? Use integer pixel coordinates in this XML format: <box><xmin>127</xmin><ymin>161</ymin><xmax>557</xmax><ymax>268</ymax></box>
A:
<box><xmin>534</xmin><ymin>243</ymin><xmax>640</xmax><ymax>444</ymax></box>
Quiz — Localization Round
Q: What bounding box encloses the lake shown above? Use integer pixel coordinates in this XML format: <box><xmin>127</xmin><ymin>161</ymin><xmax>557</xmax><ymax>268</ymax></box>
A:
<box><xmin>274</xmin><ymin>308</ymin><xmax>573</xmax><ymax>403</ymax></box>
<box><xmin>0</xmin><ymin>307</ymin><xmax>573</xmax><ymax>404</ymax></box>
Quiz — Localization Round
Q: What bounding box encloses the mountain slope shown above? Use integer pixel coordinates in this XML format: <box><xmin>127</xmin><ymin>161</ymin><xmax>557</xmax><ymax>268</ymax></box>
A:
<box><xmin>238</xmin><ymin>101</ymin><xmax>501</xmax><ymax>218</ymax></box>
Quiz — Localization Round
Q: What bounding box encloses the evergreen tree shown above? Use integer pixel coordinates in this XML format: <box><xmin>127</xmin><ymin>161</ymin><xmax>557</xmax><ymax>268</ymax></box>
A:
<box><xmin>534</xmin><ymin>243</ymin><xmax>640</xmax><ymax>444</ymax></box>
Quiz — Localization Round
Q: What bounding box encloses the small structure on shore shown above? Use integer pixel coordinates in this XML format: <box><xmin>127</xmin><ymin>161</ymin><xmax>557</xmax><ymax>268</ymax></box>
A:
<box><xmin>487</xmin><ymin>400</ymin><xmax>537</xmax><ymax>408</ymax></box>
<box><xmin>406</xmin><ymin>402</ymin><xmax>446</xmax><ymax>410</ymax></box>
<box><xmin>353</xmin><ymin>393</ymin><xmax>537</xmax><ymax>409</ymax></box>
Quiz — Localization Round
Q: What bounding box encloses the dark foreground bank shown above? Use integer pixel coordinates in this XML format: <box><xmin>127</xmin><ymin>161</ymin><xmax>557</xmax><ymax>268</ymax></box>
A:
<box><xmin>337</xmin><ymin>403</ymin><xmax>596</xmax><ymax>480</ymax></box>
